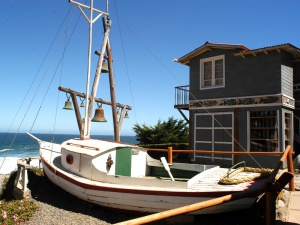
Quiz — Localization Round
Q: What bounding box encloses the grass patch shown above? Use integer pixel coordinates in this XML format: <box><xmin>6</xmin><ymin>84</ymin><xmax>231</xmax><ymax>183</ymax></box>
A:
<box><xmin>0</xmin><ymin>168</ymin><xmax>42</xmax><ymax>224</ymax></box>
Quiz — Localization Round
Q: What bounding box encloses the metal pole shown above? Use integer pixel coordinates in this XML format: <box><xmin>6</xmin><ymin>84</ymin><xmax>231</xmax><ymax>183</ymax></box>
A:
<box><xmin>82</xmin><ymin>0</ymin><xmax>94</xmax><ymax>139</ymax></box>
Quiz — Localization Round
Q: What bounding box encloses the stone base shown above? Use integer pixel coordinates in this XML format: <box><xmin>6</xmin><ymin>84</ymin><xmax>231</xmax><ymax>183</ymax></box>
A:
<box><xmin>12</xmin><ymin>186</ymin><xmax>31</xmax><ymax>200</ymax></box>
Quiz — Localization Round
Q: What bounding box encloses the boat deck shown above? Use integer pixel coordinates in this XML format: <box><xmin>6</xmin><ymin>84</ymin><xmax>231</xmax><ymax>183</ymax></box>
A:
<box><xmin>191</xmin><ymin>168</ymin><xmax>265</xmax><ymax>192</ymax></box>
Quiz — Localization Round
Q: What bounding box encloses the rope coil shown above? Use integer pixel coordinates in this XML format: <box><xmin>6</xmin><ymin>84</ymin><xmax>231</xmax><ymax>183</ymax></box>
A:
<box><xmin>219</xmin><ymin>167</ymin><xmax>273</xmax><ymax>185</ymax></box>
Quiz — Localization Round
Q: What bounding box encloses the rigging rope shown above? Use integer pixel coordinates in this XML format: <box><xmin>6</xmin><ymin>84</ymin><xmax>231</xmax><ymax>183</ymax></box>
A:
<box><xmin>112</xmin><ymin>0</ymin><xmax>138</xmax><ymax>125</ymax></box>
<box><xmin>29</xmin><ymin>7</ymin><xmax>82</xmax><ymax>134</ymax></box>
<box><xmin>0</xmin><ymin>5</ymin><xmax>79</xmax><ymax>172</ymax></box>
<box><xmin>0</xmin><ymin>6</ymin><xmax>72</xmax><ymax>146</ymax></box>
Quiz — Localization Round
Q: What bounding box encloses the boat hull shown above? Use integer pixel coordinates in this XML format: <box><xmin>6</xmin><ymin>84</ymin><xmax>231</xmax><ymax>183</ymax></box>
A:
<box><xmin>39</xmin><ymin>141</ymin><xmax>257</xmax><ymax>215</ymax></box>
<box><xmin>42</xmin><ymin>161</ymin><xmax>255</xmax><ymax>214</ymax></box>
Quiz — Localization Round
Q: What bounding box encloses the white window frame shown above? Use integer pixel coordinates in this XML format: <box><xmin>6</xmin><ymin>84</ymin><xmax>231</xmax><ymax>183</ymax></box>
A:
<box><xmin>200</xmin><ymin>55</ymin><xmax>225</xmax><ymax>90</ymax></box>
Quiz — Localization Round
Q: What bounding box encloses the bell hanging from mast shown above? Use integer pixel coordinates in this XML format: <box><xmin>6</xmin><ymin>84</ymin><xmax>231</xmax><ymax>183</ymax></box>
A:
<box><xmin>124</xmin><ymin>110</ymin><xmax>129</xmax><ymax>118</ymax></box>
<box><xmin>80</xmin><ymin>97</ymin><xmax>85</xmax><ymax>107</ymax></box>
<box><xmin>92</xmin><ymin>103</ymin><xmax>107</xmax><ymax>122</ymax></box>
<box><xmin>101</xmin><ymin>59</ymin><xmax>109</xmax><ymax>73</ymax></box>
<box><xmin>63</xmin><ymin>94</ymin><xmax>73</xmax><ymax>110</ymax></box>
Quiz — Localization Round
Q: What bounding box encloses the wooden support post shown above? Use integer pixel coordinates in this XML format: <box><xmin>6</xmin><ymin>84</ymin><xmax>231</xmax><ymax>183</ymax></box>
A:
<box><xmin>287</xmin><ymin>149</ymin><xmax>295</xmax><ymax>191</ymax></box>
<box><xmin>168</xmin><ymin>147</ymin><xmax>173</xmax><ymax>164</ymax></box>
<box><xmin>233</xmin><ymin>108</ymin><xmax>239</xmax><ymax>164</ymax></box>
<box><xmin>265</xmin><ymin>191</ymin><xmax>277</xmax><ymax>225</ymax></box>
<box><xmin>70</xmin><ymin>92</ymin><xmax>82</xmax><ymax>133</ymax></box>
<box><xmin>106</xmin><ymin>38</ymin><xmax>120</xmax><ymax>142</ymax></box>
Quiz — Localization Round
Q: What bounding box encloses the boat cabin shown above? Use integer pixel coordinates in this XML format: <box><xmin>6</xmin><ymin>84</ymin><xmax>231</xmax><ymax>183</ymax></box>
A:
<box><xmin>174</xmin><ymin>42</ymin><xmax>300</xmax><ymax>168</ymax></box>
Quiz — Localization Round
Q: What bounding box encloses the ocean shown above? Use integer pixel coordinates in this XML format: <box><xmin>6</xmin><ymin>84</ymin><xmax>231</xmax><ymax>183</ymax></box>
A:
<box><xmin>0</xmin><ymin>132</ymin><xmax>137</xmax><ymax>174</ymax></box>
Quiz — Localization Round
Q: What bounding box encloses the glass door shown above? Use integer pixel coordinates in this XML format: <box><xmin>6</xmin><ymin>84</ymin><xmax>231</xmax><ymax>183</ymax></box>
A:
<box><xmin>249</xmin><ymin>110</ymin><xmax>279</xmax><ymax>152</ymax></box>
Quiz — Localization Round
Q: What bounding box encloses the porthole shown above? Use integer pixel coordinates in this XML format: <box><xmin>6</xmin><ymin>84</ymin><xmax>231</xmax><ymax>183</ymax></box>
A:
<box><xmin>66</xmin><ymin>155</ymin><xmax>73</xmax><ymax>165</ymax></box>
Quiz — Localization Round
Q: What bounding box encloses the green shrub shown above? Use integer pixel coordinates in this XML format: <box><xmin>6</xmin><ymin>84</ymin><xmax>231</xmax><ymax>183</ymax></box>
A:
<box><xmin>0</xmin><ymin>199</ymin><xmax>37</xmax><ymax>224</ymax></box>
<box><xmin>0</xmin><ymin>168</ymin><xmax>41</xmax><ymax>224</ymax></box>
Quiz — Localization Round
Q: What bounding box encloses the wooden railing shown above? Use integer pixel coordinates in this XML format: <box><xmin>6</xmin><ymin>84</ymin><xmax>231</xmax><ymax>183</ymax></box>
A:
<box><xmin>147</xmin><ymin>146</ymin><xmax>295</xmax><ymax>191</ymax></box>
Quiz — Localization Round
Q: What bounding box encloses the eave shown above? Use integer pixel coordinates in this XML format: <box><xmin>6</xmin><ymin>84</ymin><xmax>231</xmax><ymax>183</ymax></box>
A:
<box><xmin>234</xmin><ymin>43</ymin><xmax>300</xmax><ymax>61</ymax></box>
<box><xmin>174</xmin><ymin>42</ymin><xmax>249</xmax><ymax>66</ymax></box>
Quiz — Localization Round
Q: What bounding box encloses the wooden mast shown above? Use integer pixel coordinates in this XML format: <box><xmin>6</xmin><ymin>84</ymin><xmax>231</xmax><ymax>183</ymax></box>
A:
<box><xmin>66</xmin><ymin>0</ymin><xmax>129</xmax><ymax>141</ymax></box>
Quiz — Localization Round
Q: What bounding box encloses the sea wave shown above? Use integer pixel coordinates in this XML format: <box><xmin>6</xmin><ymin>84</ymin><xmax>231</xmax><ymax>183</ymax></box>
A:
<box><xmin>0</xmin><ymin>149</ymin><xmax>14</xmax><ymax>152</ymax></box>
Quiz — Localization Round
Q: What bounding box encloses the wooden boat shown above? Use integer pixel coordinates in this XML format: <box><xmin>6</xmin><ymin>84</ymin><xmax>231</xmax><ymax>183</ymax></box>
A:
<box><xmin>28</xmin><ymin>132</ymin><xmax>272</xmax><ymax>215</ymax></box>
<box><xmin>28</xmin><ymin>0</ymin><xmax>277</xmax><ymax>215</ymax></box>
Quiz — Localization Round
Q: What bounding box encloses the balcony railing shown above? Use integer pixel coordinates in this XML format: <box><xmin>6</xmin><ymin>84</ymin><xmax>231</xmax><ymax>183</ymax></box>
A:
<box><xmin>175</xmin><ymin>85</ymin><xmax>189</xmax><ymax>106</ymax></box>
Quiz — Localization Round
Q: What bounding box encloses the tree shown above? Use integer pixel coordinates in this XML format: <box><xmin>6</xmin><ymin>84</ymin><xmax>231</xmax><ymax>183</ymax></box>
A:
<box><xmin>132</xmin><ymin>117</ymin><xmax>188</xmax><ymax>145</ymax></box>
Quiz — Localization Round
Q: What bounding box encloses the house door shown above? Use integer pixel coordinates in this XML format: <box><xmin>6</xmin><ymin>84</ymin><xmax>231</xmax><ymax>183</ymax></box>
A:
<box><xmin>194</xmin><ymin>112</ymin><xmax>234</xmax><ymax>164</ymax></box>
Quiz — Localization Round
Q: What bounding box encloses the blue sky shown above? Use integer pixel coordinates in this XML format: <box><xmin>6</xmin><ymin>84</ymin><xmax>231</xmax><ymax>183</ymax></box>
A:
<box><xmin>1</xmin><ymin>0</ymin><xmax>300</xmax><ymax>136</ymax></box>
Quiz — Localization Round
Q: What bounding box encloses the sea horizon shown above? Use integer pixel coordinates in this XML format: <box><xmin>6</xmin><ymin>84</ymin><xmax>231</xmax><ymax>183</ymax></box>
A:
<box><xmin>0</xmin><ymin>132</ymin><xmax>138</xmax><ymax>174</ymax></box>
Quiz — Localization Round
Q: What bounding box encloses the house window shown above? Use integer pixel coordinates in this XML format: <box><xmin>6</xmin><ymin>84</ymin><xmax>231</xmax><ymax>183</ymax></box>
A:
<box><xmin>200</xmin><ymin>55</ymin><xmax>225</xmax><ymax>89</ymax></box>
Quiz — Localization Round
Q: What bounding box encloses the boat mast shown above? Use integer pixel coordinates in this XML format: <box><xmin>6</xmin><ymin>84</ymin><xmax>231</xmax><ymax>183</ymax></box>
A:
<box><xmin>69</xmin><ymin>0</ymin><xmax>109</xmax><ymax>139</ymax></box>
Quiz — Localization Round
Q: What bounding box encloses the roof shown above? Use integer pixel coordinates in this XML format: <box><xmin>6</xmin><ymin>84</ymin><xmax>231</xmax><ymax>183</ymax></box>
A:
<box><xmin>175</xmin><ymin>42</ymin><xmax>300</xmax><ymax>66</ymax></box>
<box><xmin>174</xmin><ymin>42</ymin><xmax>249</xmax><ymax>65</ymax></box>
<box><xmin>61</xmin><ymin>138</ymin><xmax>136</xmax><ymax>157</ymax></box>
<box><xmin>234</xmin><ymin>43</ymin><xmax>300</xmax><ymax>59</ymax></box>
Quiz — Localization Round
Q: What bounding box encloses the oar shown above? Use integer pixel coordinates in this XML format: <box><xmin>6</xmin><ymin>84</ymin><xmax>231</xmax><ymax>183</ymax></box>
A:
<box><xmin>160</xmin><ymin>157</ymin><xmax>175</xmax><ymax>181</ymax></box>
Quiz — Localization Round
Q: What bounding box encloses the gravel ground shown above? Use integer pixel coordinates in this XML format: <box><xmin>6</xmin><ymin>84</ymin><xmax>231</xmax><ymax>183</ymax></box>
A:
<box><xmin>2</xmin><ymin>172</ymin><xmax>299</xmax><ymax>225</ymax></box>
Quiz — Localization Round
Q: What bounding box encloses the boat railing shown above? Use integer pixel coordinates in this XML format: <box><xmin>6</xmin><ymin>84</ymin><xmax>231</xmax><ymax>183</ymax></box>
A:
<box><xmin>147</xmin><ymin>146</ymin><xmax>295</xmax><ymax>191</ymax></box>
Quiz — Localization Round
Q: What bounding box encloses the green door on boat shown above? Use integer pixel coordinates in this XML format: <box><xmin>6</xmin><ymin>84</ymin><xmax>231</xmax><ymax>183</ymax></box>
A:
<box><xmin>115</xmin><ymin>147</ymin><xmax>131</xmax><ymax>176</ymax></box>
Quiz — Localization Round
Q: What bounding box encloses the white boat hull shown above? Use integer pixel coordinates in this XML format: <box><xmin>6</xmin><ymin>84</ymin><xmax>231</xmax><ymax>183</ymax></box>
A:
<box><xmin>38</xmin><ymin>139</ymin><xmax>260</xmax><ymax>215</ymax></box>
<box><xmin>42</xmin><ymin>161</ymin><xmax>255</xmax><ymax>214</ymax></box>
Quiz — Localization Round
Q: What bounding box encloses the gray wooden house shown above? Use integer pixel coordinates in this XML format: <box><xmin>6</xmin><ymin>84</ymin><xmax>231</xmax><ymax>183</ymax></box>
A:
<box><xmin>174</xmin><ymin>42</ymin><xmax>300</xmax><ymax>168</ymax></box>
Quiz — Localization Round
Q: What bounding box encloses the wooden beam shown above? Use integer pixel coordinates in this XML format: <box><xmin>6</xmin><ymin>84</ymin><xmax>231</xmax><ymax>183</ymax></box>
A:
<box><xmin>58</xmin><ymin>86</ymin><xmax>132</xmax><ymax>110</ymax></box>
<box><xmin>177</xmin><ymin>109</ymin><xmax>189</xmax><ymax>122</ymax></box>
<box><xmin>105</xmin><ymin>29</ymin><xmax>120</xmax><ymax>141</ymax></box>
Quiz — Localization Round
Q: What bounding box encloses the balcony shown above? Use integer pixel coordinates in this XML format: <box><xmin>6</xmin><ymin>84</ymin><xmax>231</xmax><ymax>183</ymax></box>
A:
<box><xmin>174</xmin><ymin>85</ymin><xmax>189</xmax><ymax>110</ymax></box>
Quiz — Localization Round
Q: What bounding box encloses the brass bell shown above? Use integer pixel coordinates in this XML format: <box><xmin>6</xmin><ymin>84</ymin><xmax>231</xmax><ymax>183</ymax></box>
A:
<box><xmin>63</xmin><ymin>100</ymin><xmax>73</xmax><ymax>110</ymax></box>
<box><xmin>79</xmin><ymin>97</ymin><xmax>85</xmax><ymax>107</ymax></box>
<box><xmin>92</xmin><ymin>107</ymin><xmax>107</xmax><ymax>122</ymax></box>
<box><xmin>124</xmin><ymin>110</ymin><xmax>129</xmax><ymax>118</ymax></box>
<box><xmin>101</xmin><ymin>60</ymin><xmax>109</xmax><ymax>73</ymax></box>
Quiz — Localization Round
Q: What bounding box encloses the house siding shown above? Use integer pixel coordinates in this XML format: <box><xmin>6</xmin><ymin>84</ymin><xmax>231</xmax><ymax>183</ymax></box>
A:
<box><xmin>189</xmin><ymin>49</ymin><xmax>239</xmax><ymax>100</ymax></box>
<box><xmin>236</xmin><ymin>52</ymin><xmax>282</xmax><ymax>97</ymax></box>
<box><xmin>189</xmin><ymin>50</ymin><xmax>285</xmax><ymax>101</ymax></box>
<box><xmin>281</xmin><ymin>51</ymin><xmax>294</xmax><ymax>97</ymax></box>
<box><xmin>281</xmin><ymin>65</ymin><xmax>293</xmax><ymax>97</ymax></box>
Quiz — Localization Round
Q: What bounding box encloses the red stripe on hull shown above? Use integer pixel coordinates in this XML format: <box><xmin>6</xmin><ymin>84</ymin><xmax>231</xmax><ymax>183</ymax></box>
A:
<box><xmin>41</xmin><ymin>157</ymin><xmax>247</xmax><ymax>198</ymax></box>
